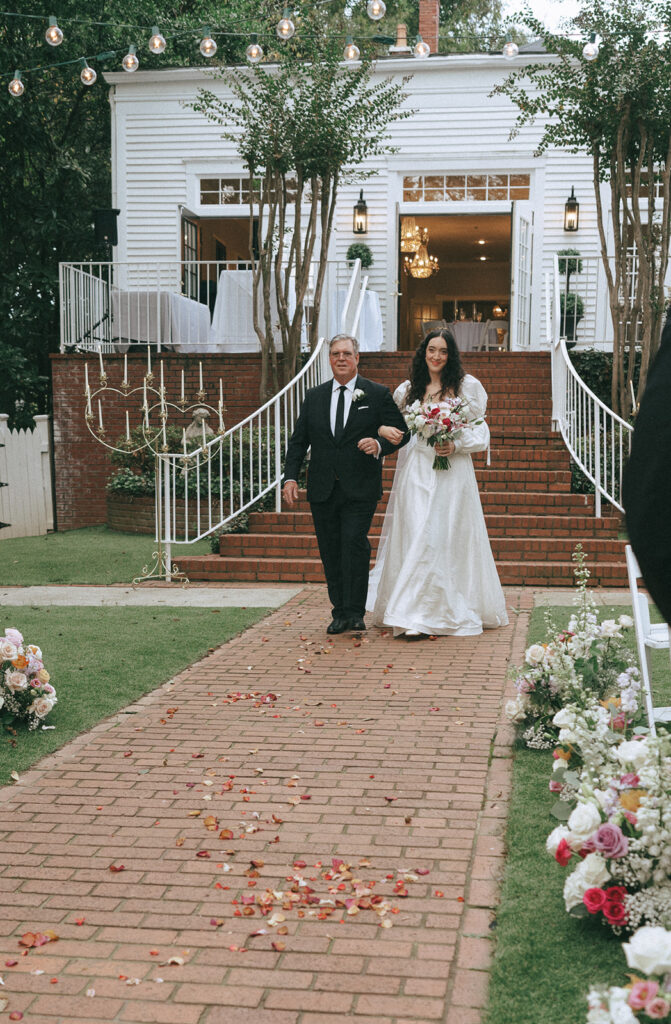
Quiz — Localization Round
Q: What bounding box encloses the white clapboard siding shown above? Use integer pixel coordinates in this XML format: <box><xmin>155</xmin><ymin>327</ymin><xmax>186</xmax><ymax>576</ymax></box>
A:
<box><xmin>0</xmin><ymin>415</ymin><xmax>54</xmax><ymax>539</ymax></box>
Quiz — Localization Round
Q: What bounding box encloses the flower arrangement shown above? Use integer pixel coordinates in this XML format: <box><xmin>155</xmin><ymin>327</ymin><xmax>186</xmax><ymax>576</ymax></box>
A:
<box><xmin>404</xmin><ymin>396</ymin><xmax>482</xmax><ymax>470</ymax></box>
<box><xmin>1</xmin><ymin>628</ymin><xmax>57</xmax><ymax>731</ymax></box>
<box><xmin>586</xmin><ymin>926</ymin><xmax>671</xmax><ymax>1022</ymax></box>
<box><xmin>505</xmin><ymin>546</ymin><xmax>638</xmax><ymax>748</ymax></box>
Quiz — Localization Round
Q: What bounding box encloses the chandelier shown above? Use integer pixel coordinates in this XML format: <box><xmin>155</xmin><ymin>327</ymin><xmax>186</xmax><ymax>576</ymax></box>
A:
<box><xmin>404</xmin><ymin>232</ymin><xmax>439</xmax><ymax>278</ymax></box>
<box><xmin>400</xmin><ymin>216</ymin><xmax>421</xmax><ymax>253</ymax></box>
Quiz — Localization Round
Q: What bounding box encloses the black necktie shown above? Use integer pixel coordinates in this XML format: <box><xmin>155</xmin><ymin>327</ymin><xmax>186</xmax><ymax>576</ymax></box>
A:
<box><xmin>334</xmin><ymin>385</ymin><xmax>346</xmax><ymax>442</ymax></box>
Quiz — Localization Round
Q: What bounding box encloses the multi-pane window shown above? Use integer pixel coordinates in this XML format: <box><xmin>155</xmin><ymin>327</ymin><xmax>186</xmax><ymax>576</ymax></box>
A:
<box><xmin>200</xmin><ymin>177</ymin><xmax>297</xmax><ymax>205</ymax></box>
<box><xmin>402</xmin><ymin>172</ymin><xmax>530</xmax><ymax>202</ymax></box>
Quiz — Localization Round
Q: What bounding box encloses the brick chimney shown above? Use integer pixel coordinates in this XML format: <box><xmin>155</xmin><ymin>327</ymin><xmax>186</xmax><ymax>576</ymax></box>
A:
<box><xmin>418</xmin><ymin>0</ymin><xmax>439</xmax><ymax>54</ymax></box>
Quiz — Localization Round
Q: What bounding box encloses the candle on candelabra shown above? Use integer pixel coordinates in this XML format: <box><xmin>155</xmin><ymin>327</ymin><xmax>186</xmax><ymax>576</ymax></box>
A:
<box><xmin>84</xmin><ymin>362</ymin><xmax>90</xmax><ymax>394</ymax></box>
<box><xmin>125</xmin><ymin>410</ymin><xmax>131</xmax><ymax>442</ymax></box>
<box><xmin>160</xmin><ymin>361</ymin><xmax>165</xmax><ymax>409</ymax></box>
<box><xmin>98</xmin><ymin>400</ymin><xmax>104</xmax><ymax>431</ymax></box>
<box><xmin>123</xmin><ymin>353</ymin><xmax>128</xmax><ymax>387</ymax></box>
<box><xmin>182</xmin><ymin>428</ymin><xmax>187</xmax><ymax>455</ymax></box>
<box><xmin>218</xmin><ymin>401</ymin><xmax>224</xmax><ymax>431</ymax></box>
<box><xmin>219</xmin><ymin>378</ymin><xmax>223</xmax><ymax>408</ymax></box>
<box><xmin>98</xmin><ymin>348</ymin><xmax>104</xmax><ymax>377</ymax></box>
<box><xmin>162</xmin><ymin>422</ymin><xmax>167</xmax><ymax>448</ymax></box>
<box><xmin>201</xmin><ymin>418</ymin><xmax>207</xmax><ymax>448</ymax></box>
<box><xmin>180</xmin><ymin>369</ymin><xmax>185</xmax><ymax>404</ymax></box>
<box><xmin>146</xmin><ymin>346</ymin><xmax>151</xmax><ymax>377</ymax></box>
<box><xmin>199</xmin><ymin>362</ymin><xmax>204</xmax><ymax>392</ymax></box>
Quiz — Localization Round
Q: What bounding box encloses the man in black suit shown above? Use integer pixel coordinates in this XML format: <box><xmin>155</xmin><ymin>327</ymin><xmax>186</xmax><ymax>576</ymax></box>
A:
<box><xmin>623</xmin><ymin>310</ymin><xmax>671</xmax><ymax>624</ymax></box>
<box><xmin>282</xmin><ymin>334</ymin><xmax>408</xmax><ymax>634</ymax></box>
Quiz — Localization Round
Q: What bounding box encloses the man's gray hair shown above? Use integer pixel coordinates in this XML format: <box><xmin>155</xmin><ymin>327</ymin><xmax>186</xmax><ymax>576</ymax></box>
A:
<box><xmin>329</xmin><ymin>333</ymin><xmax>360</xmax><ymax>354</ymax></box>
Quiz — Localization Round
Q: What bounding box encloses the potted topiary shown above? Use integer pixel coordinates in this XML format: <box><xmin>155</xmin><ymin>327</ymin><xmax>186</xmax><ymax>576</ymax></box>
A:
<box><xmin>346</xmin><ymin>242</ymin><xmax>373</xmax><ymax>269</ymax></box>
<box><xmin>557</xmin><ymin>248</ymin><xmax>583</xmax><ymax>278</ymax></box>
<box><xmin>560</xmin><ymin>291</ymin><xmax>584</xmax><ymax>343</ymax></box>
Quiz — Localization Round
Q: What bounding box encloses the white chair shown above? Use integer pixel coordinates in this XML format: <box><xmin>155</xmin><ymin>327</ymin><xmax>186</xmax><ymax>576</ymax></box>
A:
<box><xmin>478</xmin><ymin>319</ymin><xmax>492</xmax><ymax>351</ymax></box>
<box><xmin>625</xmin><ymin>544</ymin><xmax>671</xmax><ymax>736</ymax></box>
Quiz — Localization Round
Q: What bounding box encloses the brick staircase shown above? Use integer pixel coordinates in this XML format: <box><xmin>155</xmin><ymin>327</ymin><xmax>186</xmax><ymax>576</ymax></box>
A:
<box><xmin>177</xmin><ymin>352</ymin><xmax>627</xmax><ymax>587</ymax></box>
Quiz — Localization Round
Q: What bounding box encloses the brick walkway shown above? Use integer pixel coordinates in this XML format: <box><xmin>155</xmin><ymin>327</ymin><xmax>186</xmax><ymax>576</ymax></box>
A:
<box><xmin>0</xmin><ymin>586</ymin><xmax>533</xmax><ymax>1024</ymax></box>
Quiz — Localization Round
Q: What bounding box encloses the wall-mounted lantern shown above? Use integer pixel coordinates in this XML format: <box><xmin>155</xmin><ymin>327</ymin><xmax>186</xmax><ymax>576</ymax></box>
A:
<box><xmin>564</xmin><ymin>186</ymin><xmax>579</xmax><ymax>231</ymax></box>
<box><xmin>353</xmin><ymin>190</ymin><xmax>368</xmax><ymax>234</ymax></box>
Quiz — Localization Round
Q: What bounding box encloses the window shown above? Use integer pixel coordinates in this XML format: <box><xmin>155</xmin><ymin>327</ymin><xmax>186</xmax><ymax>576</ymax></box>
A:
<box><xmin>402</xmin><ymin>172</ymin><xmax>530</xmax><ymax>202</ymax></box>
<box><xmin>199</xmin><ymin>176</ymin><xmax>298</xmax><ymax>205</ymax></box>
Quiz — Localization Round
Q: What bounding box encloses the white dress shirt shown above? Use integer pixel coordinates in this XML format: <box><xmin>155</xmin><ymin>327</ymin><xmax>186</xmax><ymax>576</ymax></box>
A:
<box><xmin>330</xmin><ymin>376</ymin><xmax>357</xmax><ymax>434</ymax></box>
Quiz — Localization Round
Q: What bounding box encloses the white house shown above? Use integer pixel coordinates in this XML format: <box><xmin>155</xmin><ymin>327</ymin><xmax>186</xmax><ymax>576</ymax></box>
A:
<box><xmin>63</xmin><ymin>36</ymin><xmax>615</xmax><ymax>356</ymax></box>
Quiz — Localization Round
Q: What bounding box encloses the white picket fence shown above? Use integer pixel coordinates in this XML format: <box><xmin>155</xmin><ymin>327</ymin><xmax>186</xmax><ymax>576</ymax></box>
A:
<box><xmin>0</xmin><ymin>415</ymin><xmax>54</xmax><ymax>538</ymax></box>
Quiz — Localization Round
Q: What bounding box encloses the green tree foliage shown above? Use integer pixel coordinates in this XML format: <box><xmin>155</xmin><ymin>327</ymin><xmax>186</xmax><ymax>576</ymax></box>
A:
<box><xmin>495</xmin><ymin>0</ymin><xmax>671</xmax><ymax>417</ymax></box>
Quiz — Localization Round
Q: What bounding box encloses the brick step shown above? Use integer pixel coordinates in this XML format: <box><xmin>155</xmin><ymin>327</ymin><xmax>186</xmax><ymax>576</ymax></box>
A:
<box><xmin>176</xmin><ymin>554</ymin><xmax>627</xmax><ymax>587</ymax></box>
<box><xmin>285</xmin><ymin>488</ymin><xmax>600</xmax><ymax>514</ymax></box>
<box><xmin>249</xmin><ymin>511</ymin><xmax>620</xmax><ymax>538</ymax></box>
<box><xmin>379</xmin><ymin>449</ymin><xmax>570</xmax><ymax>472</ymax></box>
<box><xmin>218</xmin><ymin>532</ymin><xmax>625</xmax><ymax>562</ymax></box>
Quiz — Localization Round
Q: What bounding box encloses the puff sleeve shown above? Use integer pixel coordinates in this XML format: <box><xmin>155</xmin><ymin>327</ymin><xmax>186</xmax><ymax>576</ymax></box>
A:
<box><xmin>452</xmin><ymin>375</ymin><xmax>490</xmax><ymax>455</ymax></box>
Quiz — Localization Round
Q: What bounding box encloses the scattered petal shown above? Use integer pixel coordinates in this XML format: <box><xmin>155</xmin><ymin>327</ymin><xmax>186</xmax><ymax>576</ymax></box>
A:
<box><xmin>109</xmin><ymin>865</ymin><xmax>125</xmax><ymax>872</ymax></box>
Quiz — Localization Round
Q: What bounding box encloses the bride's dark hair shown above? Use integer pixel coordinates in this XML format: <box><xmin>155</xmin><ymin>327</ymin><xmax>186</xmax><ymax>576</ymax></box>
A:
<box><xmin>407</xmin><ymin>329</ymin><xmax>465</xmax><ymax>405</ymax></box>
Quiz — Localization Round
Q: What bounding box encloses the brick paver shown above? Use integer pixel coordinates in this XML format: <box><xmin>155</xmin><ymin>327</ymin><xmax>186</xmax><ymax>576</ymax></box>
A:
<box><xmin>0</xmin><ymin>586</ymin><xmax>533</xmax><ymax>1024</ymax></box>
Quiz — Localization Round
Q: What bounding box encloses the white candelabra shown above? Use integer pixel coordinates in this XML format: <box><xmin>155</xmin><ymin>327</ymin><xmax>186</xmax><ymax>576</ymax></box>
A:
<box><xmin>83</xmin><ymin>348</ymin><xmax>226</xmax><ymax>585</ymax></box>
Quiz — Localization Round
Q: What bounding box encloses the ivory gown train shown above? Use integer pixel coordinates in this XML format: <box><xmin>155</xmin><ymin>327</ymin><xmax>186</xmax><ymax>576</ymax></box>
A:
<box><xmin>366</xmin><ymin>375</ymin><xmax>509</xmax><ymax>636</ymax></box>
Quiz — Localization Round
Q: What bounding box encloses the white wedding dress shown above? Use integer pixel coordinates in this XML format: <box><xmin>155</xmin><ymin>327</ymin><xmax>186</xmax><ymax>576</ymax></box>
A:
<box><xmin>366</xmin><ymin>375</ymin><xmax>509</xmax><ymax>636</ymax></box>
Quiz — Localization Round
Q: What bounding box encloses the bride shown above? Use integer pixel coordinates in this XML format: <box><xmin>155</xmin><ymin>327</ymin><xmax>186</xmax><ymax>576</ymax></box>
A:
<box><xmin>366</xmin><ymin>328</ymin><xmax>509</xmax><ymax>638</ymax></box>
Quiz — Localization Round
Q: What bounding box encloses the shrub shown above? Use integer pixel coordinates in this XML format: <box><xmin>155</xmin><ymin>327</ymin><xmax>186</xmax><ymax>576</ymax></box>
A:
<box><xmin>346</xmin><ymin>242</ymin><xmax>373</xmax><ymax>269</ymax></box>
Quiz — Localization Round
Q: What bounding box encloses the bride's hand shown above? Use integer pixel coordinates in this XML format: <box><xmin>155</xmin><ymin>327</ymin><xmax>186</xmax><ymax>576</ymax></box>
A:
<box><xmin>379</xmin><ymin>425</ymin><xmax>405</xmax><ymax>444</ymax></box>
<box><xmin>434</xmin><ymin>440</ymin><xmax>456</xmax><ymax>456</ymax></box>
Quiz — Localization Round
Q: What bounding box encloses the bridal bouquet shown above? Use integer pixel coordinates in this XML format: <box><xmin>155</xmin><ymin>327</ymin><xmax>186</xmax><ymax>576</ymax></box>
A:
<box><xmin>404</xmin><ymin>397</ymin><xmax>482</xmax><ymax>470</ymax></box>
<box><xmin>1</xmin><ymin>627</ymin><xmax>57</xmax><ymax>731</ymax></box>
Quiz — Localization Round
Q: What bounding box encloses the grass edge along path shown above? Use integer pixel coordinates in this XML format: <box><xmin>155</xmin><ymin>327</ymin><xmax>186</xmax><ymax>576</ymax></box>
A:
<box><xmin>0</xmin><ymin>605</ymin><xmax>269</xmax><ymax>786</ymax></box>
<box><xmin>485</xmin><ymin>603</ymin><xmax>671</xmax><ymax>1024</ymax></box>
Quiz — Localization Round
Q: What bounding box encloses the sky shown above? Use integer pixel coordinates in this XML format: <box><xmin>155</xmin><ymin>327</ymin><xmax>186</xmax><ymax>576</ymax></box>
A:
<box><xmin>502</xmin><ymin>0</ymin><xmax>580</xmax><ymax>30</ymax></box>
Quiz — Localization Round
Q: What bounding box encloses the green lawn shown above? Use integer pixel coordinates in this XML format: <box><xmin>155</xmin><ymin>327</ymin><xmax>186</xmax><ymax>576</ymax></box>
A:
<box><xmin>486</xmin><ymin>604</ymin><xmax>671</xmax><ymax>1024</ymax></box>
<box><xmin>0</xmin><ymin>605</ymin><xmax>269</xmax><ymax>785</ymax></box>
<box><xmin>0</xmin><ymin>526</ymin><xmax>213</xmax><ymax>586</ymax></box>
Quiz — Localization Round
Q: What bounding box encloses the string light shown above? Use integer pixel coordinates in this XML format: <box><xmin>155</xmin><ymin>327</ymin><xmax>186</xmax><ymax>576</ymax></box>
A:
<box><xmin>79</xmin><ymin>58</ymin><xmax>97</xmax><ymax>85</ymax></box>
<box><xmin>276</xmin><ymin>8</ymin><xmax>295</xmax><ymax>41</ymax></box>
<box><xmin>502</xmin><ymin>32</ymin><xmax>519</xmax><ymax>60</ymax></box>
<box><xmin>8</xmin><ymin>69</ymin><xmax>24</xmax><ymax>96</ymax></box>
<box><xmin>148</xmin><ymin>26</ymin><xmax>166</xmax><ymax>54</ymax></box>
<box><xmin>245</xmin><ymin>34</ymin><xmax>264</xmax><ymax>64</ymax></box>
<box><xmin>45</xmin><ymin>15</ymin><xmax>63</xmax><ymax>46</ymax></box>
<box><xmin>583</xmin><ymin>32</ymin><xmax>599</xmax><ymax>60</ymax></box>
<box><xmin>122</xmin><ymin>44</ymin><xmax>139</xmax><ymax>72</ymax></box>
<box><xmin>366</xmin><ymin>0</ymin><xmax>386</xmax><ymax>20</ymax></box>
<box><xmin>413</xmin><ymin>34</ymin><xmax>430</xmax><ymax>58</ymax></box>
<box><xmin>199</xmin><ymin>28</ymin><xmax>217</xmax><ymax>58</ymax></box>
<box><xmin>343</xmin><ymin>36</ymin><xmax>360</xmax><ymax>61</ymax></box>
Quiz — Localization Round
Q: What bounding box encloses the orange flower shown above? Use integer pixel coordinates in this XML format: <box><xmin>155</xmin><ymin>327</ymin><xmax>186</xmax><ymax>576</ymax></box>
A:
<box><xmin>619</xmin><ymin>789</ymin><xmax>647</xmax><ymax>812</ymax></box>
<box><xmin>12</xmin><ymin>655</ymin><xmax>28</xmax><ymax>670</ymax></box>
<box><xmin>554</xmin><ymin>748</ymin><xmax>572</xmax><ymax>762</ymax></box>
<box><xmin>600</xmin><ymin>695</ymin><xmax>621</xmax><ymax>712</ymax></box>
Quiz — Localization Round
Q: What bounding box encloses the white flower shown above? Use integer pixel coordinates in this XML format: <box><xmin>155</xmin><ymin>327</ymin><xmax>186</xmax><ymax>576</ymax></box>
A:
<box><xmin>567</xmin><ymin>802</ymin><xmax>602</xmax><ymax>845</ymax></box>
<box><xmin>27</xmin><ymin>696</ymin><xmax>54</xmax><ymax>719</ymax></box>
<box><xmin>615</xmin><ymin>739</ymin><xmax>651</xmax><ymax>771</ymax></box>
<box><xmin>607</xmin><ymin>989</ymin><xmax>638</xmax><ymax>1024</ymax></box>
<box><xmin>352</xmin><ymin>389</ymin><xmax>365</xmax><ymax>403</ymax></box>
<box><xmin>525</xmin><ymin>643</ymin><xmax>546</xmax><ymax>666</ymax></box>
<box><xmin>618</xmin><ymin>615</ymin><xmax>634</xmax><ymax>628</ymax></box>
<box><xmin>0</xmin><ymin>638</ymin><xmax>18</xmax><ymax>661</ymax></box>
<box><xmin>26</xmin><ymin>644</ymin><xmax>43</xmax><ymax>660</ymax></box>
<box><xmin>623</xmin><ymin>926</ymin><xmax>671</xmax><ymax>975</ymax></box>
<box><xmin>505</xmin><ymin>695</ymin><xmax>527</xmax><ymax>723</ymax></box>
<box><xmin>563</xmin><ymin>852</ymin><xmax>610</xmax><ymax>910</ymax></box>
<box><xmin>546</xmin><ymin>824</ymin><xmax>570</xmax><ymax>856</ymax></box>
<box><xmin>0</xmin><ymin>693</ymin><xmax>3</xmax><ymax>710</ymax></box>
<box><xmin>5</xmin><ymin>670</ymin><xmax>28</xmax><ymax>691</ymax></box>
<box><xmin>553</xmin><ymin>708</ymin><xmax>575</xmax><ymax>728</ymax></box>
<box><xmin>599</xmin><ymin>619</ymin><xmax>622</xmax><ymax>638</ymax></box>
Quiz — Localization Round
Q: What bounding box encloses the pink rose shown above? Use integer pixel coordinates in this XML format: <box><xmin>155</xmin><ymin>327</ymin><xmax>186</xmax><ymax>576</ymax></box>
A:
<box><xmin>604</xmin><ymin>886</ymin><xmax>627</xmax><ymax>902</ymax></box>
<box><xmin>620</xmin><ymin>773</ymin><xmax>640</xmax><ymax>786</ymax></box>
<box><xmin>645</xmin><ymin>997</ymin><xmax>670</xmax><ymax>1019</ymax></box>
<box><xmin>555</xmin><ymin>838</ymin><xmax>572</xmax><ymax>866</ymax></box>
<box><xmin>603</xmin><ymin>899</ymin><xmax>627</xmax><ymax>926</ymax></box>
<box><xmin>622</xmin><ymin>810</ymin><xmax>637</xmax><ymax>826</ymax></box>
<box><xmin>593</xmin><ymin>823</ymin><xmax>629</xmax><ymax>859</ymax></box>
<box><xmin>583</xmin><ymin>888</ymin><xmax>607</xmax><ymax>914</ymax></box>
<box><xmin>549</xmin><ymin>780</ymin><xmax>562</xmax><ymax>792</ymax></box>
<box><xmin>4</xmin><ymin>628</ymin><xmax>22</xmax><ymax>645</ymax></box>
<box><xmin>628</xmin><ymin>981</ymin><xmax>659</xmax><ymax>1011</ymax></box>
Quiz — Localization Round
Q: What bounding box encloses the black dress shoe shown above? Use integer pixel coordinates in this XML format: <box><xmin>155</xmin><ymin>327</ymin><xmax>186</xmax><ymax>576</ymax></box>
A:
<box><xmin>326</xmin><ymin>618</ymin><xmax>348</xmax><ymax>635</ymax></box>
<box><xmin>347</xmin><ymin>618</ymin><xmax>366</xmax><ymax>631</ymax></box>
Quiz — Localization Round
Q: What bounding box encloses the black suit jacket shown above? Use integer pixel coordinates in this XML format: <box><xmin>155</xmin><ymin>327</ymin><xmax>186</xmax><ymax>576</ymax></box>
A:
<box><xmin>623</xmin><ymin>338</ymin><xmax>671</xmax><ymax>625</ymax></box>
<box><xmin>283</xmin><ymin>374</ymin><xmax>409</xmax><ymax>503</ymax></box>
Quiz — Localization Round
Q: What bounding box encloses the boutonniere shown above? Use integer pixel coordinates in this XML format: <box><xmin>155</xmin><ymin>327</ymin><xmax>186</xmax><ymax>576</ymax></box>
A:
<box><xmin>352</xmin><ymin>389</ymin><xmax>366</xmax><ymax>403</ymax></box>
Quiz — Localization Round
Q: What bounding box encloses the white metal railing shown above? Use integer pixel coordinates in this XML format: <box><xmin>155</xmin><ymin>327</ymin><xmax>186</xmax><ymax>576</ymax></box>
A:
<box><xmin>549</xmin><ymin>257</ymin><xmax>633</xmax><ymax>516</ymax></box>
<box><xmin>59</xmin><ymin>258</ymin><xmax>356</xmax><ymax>354</ymax></box>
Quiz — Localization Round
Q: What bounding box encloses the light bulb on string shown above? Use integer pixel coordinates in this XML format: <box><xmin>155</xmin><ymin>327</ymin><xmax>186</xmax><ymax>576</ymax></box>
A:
<box><xmin>199</xmin><ymin>28</ymin><xmax>217</xmax><ymax>58</ymax></box>
<box><xmin>45</xmin><ymin>16</ymin><xmax>63</xmax><ymax>46</ymax></box>
<box><xmin>583</xmin><ymin>32</ymin><xmax>599</xmax><ymax>60</ymax></box>
<box><xmin>149</xmin><ymin>26</ymin><xmax>166</xmax><ymax>54</ymax></box>
<box><xmin>343</xmin><ymin>36</ymin><xmax>360</xmax><ymax>61</ymax></box>
<box><xmin>366</xmin><ymin>0</ymin><xmax>386</xmax><ymax>20</ymax></box>
<box><xmin>122</xmin><ymin>45</ymin><xmax>139</xmax><ymax>72</ymax></box>
<box><xmin>413</xmin><ymin>34</ymin><xmax>430</xmax><ymax>58</ymax></box>
<box><xmin>8</xmin><ymin>69</ymin><xmax>24</xmax><ymax>96</ymax></box>
<box><xmin>80</xmin><ymin>59</ymin><xmax>97</xmax><ymax>86</ymax></box>
<box><xmin>245</xmin><ymin>34</ymin><xmax>264</xmax><ymax>63</ymax></box>
<box><xmin>276</xmin><ymin>9</ymin><xmax>295</xmax><ymax>40</ymax></box>
<box><xmin>502</xmin><ymin>32</ymin><xmax>519</xmax><ymax>60</ymax></box>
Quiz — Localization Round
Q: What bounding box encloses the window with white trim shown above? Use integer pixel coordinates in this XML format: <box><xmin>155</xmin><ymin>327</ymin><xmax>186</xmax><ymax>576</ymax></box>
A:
<box><xmin>200</xmin><ymin>176</ymin><xmax>298</xmax><ymax>205</ymax></box>
<box><xmin>403</xmin><ymin>172</ymin><xmax>530</xmax><ymax>202</ymax></box>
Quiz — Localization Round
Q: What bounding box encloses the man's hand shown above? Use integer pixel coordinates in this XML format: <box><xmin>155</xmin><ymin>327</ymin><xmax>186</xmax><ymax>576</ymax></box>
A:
<box><xmin>357</xmin><ymin>437</ymin><xmax>381</xmax><ymax>456</ymax></box>
<box><xmin>283</xmin><ymin>480</ymin><xmax>299</xmax><ymax>506</ymax></box>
